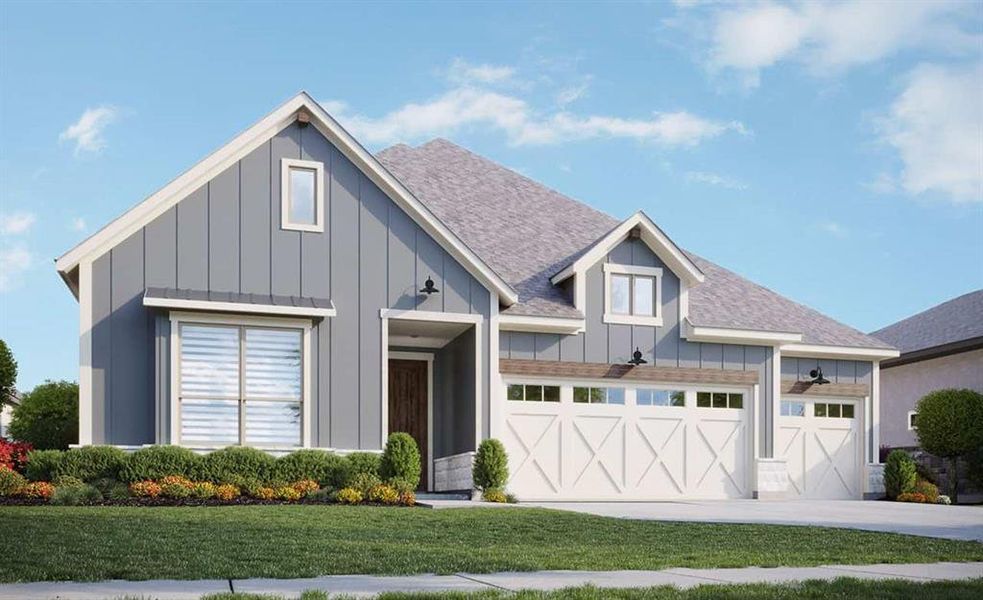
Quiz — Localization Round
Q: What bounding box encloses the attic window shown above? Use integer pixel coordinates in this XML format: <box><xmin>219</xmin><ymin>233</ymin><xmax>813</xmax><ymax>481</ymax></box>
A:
<box><xmin>603</xmin><ymin>263</ymin><xmax>663</xmax><ymax>327</ymax></box>
<box><xmin>280</xmin><ymin>158</ymin><xmax>324</xmax><ymax>232</ymax></box>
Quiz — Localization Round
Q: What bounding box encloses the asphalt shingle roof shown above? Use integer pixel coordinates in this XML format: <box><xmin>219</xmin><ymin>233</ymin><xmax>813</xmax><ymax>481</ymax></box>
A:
<box><xmin>870</xmin><ymin>289</ymin><xmax>983</xmax><ymax>354</ymax></box>
<box><xmin>377</xmin><ymin>139</ymin><xmax>891</xmax><ymax>350</ymax></box>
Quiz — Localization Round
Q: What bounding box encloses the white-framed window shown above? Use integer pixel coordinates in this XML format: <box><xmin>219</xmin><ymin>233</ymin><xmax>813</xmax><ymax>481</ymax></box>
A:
<box><xmin>280</xmin><ymin>158</ymin><xmax>325</xmax><ymax>232</ymax></box>
<box><xmin>603</xmin><ymin>263</ymin><xmax>663</xmax><ymax>327</ymax></box>
<box><xmin>171</xmin><ymin>313</ymin><xmax>311</xmax><ymax>448</ymax></box>
<box><xmin>696</xmin><ymin>391</ymin><xmax>743</xmax><ymax>409</ymax></box>
<box><xmin>780</xmin><ymin>400</ymin><xmax>806</xmax><ymax>417</ymax></box>
<box><xmin>908</xmin><ymin>411</ymin><xmax>918</xmax><ymax>430</ymax></box>
<box><xmin>814</xmin><ymin>402</ymin><xmax>855</xmax><ymax>419</ymax></box>
<box><xmin>507</xmin><ymin>383</ymin><xmax>560</xmax><ymax>402</ymax></box>
<box><xmin>637</xmin><ymin>388</ymin><xmax>685</xmax><ymax>407</ymax></box>
<box><xmin>573</xmin><ymin>386</ymin><xmax>625</xmax><ymax>405</ymax></box>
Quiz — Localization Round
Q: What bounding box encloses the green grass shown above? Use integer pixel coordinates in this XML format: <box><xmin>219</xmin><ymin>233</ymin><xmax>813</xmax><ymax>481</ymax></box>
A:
<box><xmin>192</xmin><ymin>579</ymin><xmax>983</xmax><ymax>600</ymax></box>
<box><xmin>1</xmin><ymin>506</ymin><xmax>980</xmax><ymax>582</ymax></box>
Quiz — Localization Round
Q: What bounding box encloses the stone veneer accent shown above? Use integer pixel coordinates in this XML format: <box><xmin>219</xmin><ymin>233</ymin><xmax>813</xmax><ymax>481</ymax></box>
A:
<box><xmin>865</xmin><ymin>463</ymin><xmax>885</xmax><ymax>500</ymax></box>
<box><xmin>754</xmin><ymin>458</ymin><xmax>789</xmax><ymax>500</ymax></box>
<box><xmin>433</xmin><ymin>451</ymin><xmax>475</xmax><ymax>492</ymax></box>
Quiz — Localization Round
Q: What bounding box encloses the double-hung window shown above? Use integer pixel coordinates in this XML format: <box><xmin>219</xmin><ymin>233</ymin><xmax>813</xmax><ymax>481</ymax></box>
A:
<box><xmin>281</xmin><ymin>158</ymin><xmax>325</xmax><ymax>232</ymax></box>
<box><xmin>603</xmin><ymin>263</ymin><xmax>663</xmax><ymax>326</ymax></box>
<box><xmin>178</xmin><ymin>322</ymin><xmax>304</xmax><ymax>448</ymax></box>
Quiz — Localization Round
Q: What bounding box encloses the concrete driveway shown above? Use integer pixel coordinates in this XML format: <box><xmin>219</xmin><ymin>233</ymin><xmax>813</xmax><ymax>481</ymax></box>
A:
<box><xmin>525</xmin><ymin>500</ymin><xmax>983</xmax><ymax>542</ymax></box>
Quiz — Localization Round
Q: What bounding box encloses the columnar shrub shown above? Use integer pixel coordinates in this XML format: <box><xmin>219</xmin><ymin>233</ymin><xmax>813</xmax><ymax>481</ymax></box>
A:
<box><xmin>380</xmin><ymin>433</ymin><xmax>421</xmax><ymax>489</ymax></box>
<box><xmin>884</xmin><ymin>449</ymin><xmax>917</xmax><ymax>500</ymax></box>
<box><xmin>194</xmin><ymin>446</ymin><xmax>274</xmax><ymax>484</ymax></box>
<box><xmin>0</xmin><ymin>467</ymin><xmax>26</xmax><ymax>496</ymax></box>
<box><xmin>24</xmin><ymin>449</ymin><xmax>62</xmax><ymax>482</ymax></box>
<box><xmin>119</xmin><ymin>446</ymin><xmax>199</xmax><ymax>482</ymax></box>
<box><xmin>473</xmin><ymin>438</ymin><xmax>508</xmax><ymax>491</ymax></box>
<box><xmin>272</xmin><ymin>450</ymin><xmax>345</xmax><ymax>487</ymax></box>
<box><xmin>56</xmin><ymin>446</ymin><xmax>127</xmax><ymax>482</ymax></box>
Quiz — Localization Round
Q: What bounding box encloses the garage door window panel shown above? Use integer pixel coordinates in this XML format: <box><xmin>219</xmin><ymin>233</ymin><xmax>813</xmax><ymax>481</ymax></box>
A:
<box><xmin>637</xmin><ymin>389</ymin><xmax>685</xmax><ymax>407</ymax></box>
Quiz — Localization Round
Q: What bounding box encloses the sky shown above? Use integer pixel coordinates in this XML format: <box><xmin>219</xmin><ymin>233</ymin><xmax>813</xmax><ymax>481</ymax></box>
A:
<box><xmin>0</xmin><ymin>1</ymin><xmax>981</xmax><ymax>392</ymax></box>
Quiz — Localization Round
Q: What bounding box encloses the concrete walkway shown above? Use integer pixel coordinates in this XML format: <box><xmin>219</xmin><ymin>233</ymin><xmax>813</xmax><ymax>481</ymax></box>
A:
<box><xmin>520</xmin><ymin>499</ymin><xmax>983</xmax><ymax>542</ymax></box>
<box><xmin>1</xmin><ymin>562</ymin><xmax>981</xmax><ymax>599</ymax></box>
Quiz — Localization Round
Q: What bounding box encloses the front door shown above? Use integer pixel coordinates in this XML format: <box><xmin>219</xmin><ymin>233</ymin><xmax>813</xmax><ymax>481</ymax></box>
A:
<box><xmin>388</xmin><ymin>359</ymin><xmax>428</xmax><ymax>490</ymax></box>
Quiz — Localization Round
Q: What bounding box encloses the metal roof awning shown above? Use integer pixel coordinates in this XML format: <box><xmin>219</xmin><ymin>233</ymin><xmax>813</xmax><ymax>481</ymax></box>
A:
<box><xmin>143</xmin><ymin>287</ymin><xmax>336</xmax><ymax>318</ymax></box>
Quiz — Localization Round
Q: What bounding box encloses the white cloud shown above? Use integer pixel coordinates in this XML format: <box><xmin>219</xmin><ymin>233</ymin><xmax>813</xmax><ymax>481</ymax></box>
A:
<box><xmin>0</xmin><ymin>246</ymin><xmax>32</xmax><ymax>292</ymax></box>
<box><xmin>819</xmin><ymin>221</ymin><xmax>848</xmax><ymax>237</ymax></box>
<box><xmin>71</xmin><ymin>217</ymin><xmax>87</xmax><ymax>232</ymax></box>
<box><xmin>555</xmin><ymin>78</ymin><xmax>592</xmax><ymax>106</ymax></box>
<box><xmin>447</xmin><ymin>58</ymin><xmax>515</xmax><ymax>85</ymax></box>
<box><xmin>684</xmin><ymin>170</ymin><xmax>749</xmax><ymax>191</ymax></box>
<box><xmin>59</xmin><ymin>106</ymin><xmax>118</xmax><ymax>155</ymax></box>
<box><xmin>328</xmin><ymin>87</ymin><xmax>746</xmax><ymax>147</ymax></box>
<box><xmin>878</xmin><ymin>63</ymin><xmax>982</xmax><ymax>203</ymax></box>
<box><xmin>706</xmin><ymin>1</ymin><xmax>977</xmax><ymax>87</ymax></box>
<box><xmin>0</xmin><ymin>211</ymin><xmax>36</xmax><ymax>235</ymax></box>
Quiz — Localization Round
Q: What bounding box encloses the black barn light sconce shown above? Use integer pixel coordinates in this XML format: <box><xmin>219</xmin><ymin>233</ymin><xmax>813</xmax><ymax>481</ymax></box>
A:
<box><xmin>627</xmin><ymin>347</ymin><xmax>648</xmax><ymax>366</ymax></box>
<box><xmin>809</xmin><ymin>365</ymin><xmax>830</xmax><ymax>385</ymax></box>
<box><xmin>419</xmin><ymin>275</ymin><xmax>440</xmax><ymax>295</ymax></box>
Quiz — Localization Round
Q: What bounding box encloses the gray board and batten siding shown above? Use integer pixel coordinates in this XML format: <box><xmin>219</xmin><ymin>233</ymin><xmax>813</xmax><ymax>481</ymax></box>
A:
<box><xmin>90</xmin><ymin>122</ymin><xmax>491</xmax><ymax>449</ymax></box>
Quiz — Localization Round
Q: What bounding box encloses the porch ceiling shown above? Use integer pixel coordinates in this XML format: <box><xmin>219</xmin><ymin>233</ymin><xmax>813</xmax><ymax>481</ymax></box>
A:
<box><xmin>389</xmin><ymin>319</ymin><xmax>472</xmax><ymax>348</ymax></box>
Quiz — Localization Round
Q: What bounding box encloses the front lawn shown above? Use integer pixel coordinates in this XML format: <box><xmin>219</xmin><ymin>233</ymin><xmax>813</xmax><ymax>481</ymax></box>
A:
<box><xmin>2</xmin><ymin>506</ymin><xmax>981</xmax><ymax>582</ymax></box>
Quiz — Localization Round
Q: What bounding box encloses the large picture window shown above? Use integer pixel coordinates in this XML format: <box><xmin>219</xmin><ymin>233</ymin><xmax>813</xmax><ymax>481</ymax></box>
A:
<box><xmin>178</xmin><ymin>323</ymin><xmax>303</xmax><ymax>448</ymax></box>
<box><xmin>603</xmin><ymin>263</ymin><xmax>663</xmax><ymax>326</ymax></box>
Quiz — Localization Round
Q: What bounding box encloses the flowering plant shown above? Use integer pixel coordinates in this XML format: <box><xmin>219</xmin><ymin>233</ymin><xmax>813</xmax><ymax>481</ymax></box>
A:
<box><xmin>0</xmin><ymin>437</ymin><xmax>32</xmax><ymax>472</ymax></box>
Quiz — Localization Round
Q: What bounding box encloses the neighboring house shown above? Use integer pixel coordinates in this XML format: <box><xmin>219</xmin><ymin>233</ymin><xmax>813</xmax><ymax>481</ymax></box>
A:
<box><xmin>871</xmin><ymin>290</ymin><xmax>983</xmax><ymax>450</ymax></box>
<box><xmin>0</xmin><ymin>393</ymin><xmax>20</xmax><ymax>439</ymax></box>
<box><xmin>55</xmin><ymin>93</ymin><xmax>898</xmax><ymax>501</ymax></box>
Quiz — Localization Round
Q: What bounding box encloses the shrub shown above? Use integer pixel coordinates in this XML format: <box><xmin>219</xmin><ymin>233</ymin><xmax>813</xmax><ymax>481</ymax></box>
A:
<box><xmin>108</xmin><ymin>482</ymin><xmax>131</xmax><ymax>501</ymax></box>
<box><xmin>348</xmin><ymin>472</ymin><xmax>381</xmax><ymax>496</ymax></box>
<box><xmin>56</xmin><ymin>446</ymin><xmax>127</xmax><ymax>482</ymax></box>
<box><xmin>312</xmin><ymin>487</ymin><xmax>335</xmax><ymax>503</ymax></box>
<box><xmin>120</xmin><ymin>446</ymin><xmax>199</xmax><ymax>482</ymax></box>
<box><xmin>380</xmin><ymin>433</ymin><xmax>421</xmax><ymax>489</ymax></box>
<box><xmin>190</xmin><ymin>481</ymin><xmax>216</xmax><ymax>500</ymax></box>
<box><xmin>90</xmin><ymin>477</ymin><xmax>121</xmax><ymax>497</ymax></box>
<box><xmin>915</xmin><ymin>388</ymin><xmax>983</xmax><ymax>501</ymax></box>
<box><xmin>0</xmin><ymin>437</ymin><xmax>32</xmax><ymax>472</ymax></box>
<box><xmin>19</xmin><ymin>481</ymin><xmax>54</xmax><ymax>499</ymax></box>
<box><xmin>335</xmin><ymin>487</ymin><xmax>362</xmax><ymax>505</ymax></box>
<box><xmin>481</xmin><ymin>487</ymin><xmax>507</xmax><ymax>503</ymax></box>
<box><xmin>195</xmin><ymin>447</ymin><xmax>274</xmax><ymax>484</ymax></box>
<box><xmin>253</xmin><ymin>486</ymin><xmax>275</xmax><ymax>501</ymax></box>
<box><xmin>129</xmin><ymin>480</ymin><xmax>162</xmax><ymax>498</ymax></box>
<box><xmin>473</xmin><ymin>439</ymin><xmax>508</xmax><ymax>491</ymax></box>
<box><xmin>53</xmin><ymin>475</ymin><xmax>84</xmax><ymax>488</ymax></box>
<box><xmin>8</xmin><ymin>381</ymin><xmax>78</xmax><ymax>450</ymax></box>
<box><xmin>272</xmin><ymin>450</ymin><xmax>346</xmax><ymax>487</ymax></box>
<box><xmin>342</xmin><ymin>452</ymin><xmax>381</xmax><ymax>486</ymax></box>
<box><xmin>398</xmin><ymin>490</ymin><xmax>416</xmax><ymax>506</ymax></box>
<box><xmin>223</xmin><ymin>475</ymin><xmax>264</xmax><ymax>497</ymax></box>
<box><xmin>0</xmin><ymin>467</ymin><xmax>26</xmax><ymax>496</ymax></box>
<box><xmin>884</xmin><ymin>450</ymin><xmax>917</xmax><ymax>500</ymax></box>
<box><xmin>24</xmin><ymin>449</ymin><xmax>62</xmax><ymax>482</ymax></box>
<box><xmin>274</xmin><ymin>485</ymin><xmax>301</xmax><ymax>501</ymax></box>
<box><xmin>215</xmin><ymin>484</ymin><xmax>240</xmax><ymax>502</ymax></box>
<box><xmin>292</xmin><ymin>479</ymin><xmax>320</xmax><ymax>497</ymax></box>
<box><xmin>367</xmin><ymin>483</ymin><xmax>399</xmax><ymax>505</ymax></box>
<box><xmin>387</xmin><ymin>477</ymin><xmax>415</xmax><ymax>495</ymax></box>
<box><xmin>51</xmin><ymin>483</ymin><xmax>102</xmax><ymax>506</ymax></box>
<box><xmin>938</xmin><ymin>494</ymin><xmax>952</xmax><ymax>505</ymax></box>
<box><xmin>159</xmin><ymin>475</ymin><xmax>193</xmax><ymax>499</ymax></box>
<box><xmin>914</xmin><ymin>479</ymin><xmax>940</xmax><ymax>504</ymax></box>
<box><xmin>896</xmin><ymin>492</ymin><xmax>928</xmax><ymax>503</ymax></box>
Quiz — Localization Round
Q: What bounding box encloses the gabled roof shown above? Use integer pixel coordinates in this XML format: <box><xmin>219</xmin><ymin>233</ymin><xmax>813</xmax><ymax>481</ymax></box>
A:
<box><xmin>55</xmin><ymin>93</ymin><xmax>518</xmax><ymax>306</ymax></box>
<box><xmin>871</xmin><ymin>289</ymin><xmax>983</xmax><ymax>355</ymax></box>
<box><xmin>378</xmin><ymin>138</ymin><xmax>893</xmax><ymax>351</ymax></box>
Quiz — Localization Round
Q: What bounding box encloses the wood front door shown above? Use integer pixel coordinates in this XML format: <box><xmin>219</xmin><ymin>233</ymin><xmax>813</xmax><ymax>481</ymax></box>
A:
<box><xmin>388</xmin><ymin>359</ymin><xmax>428</xmax><ymax>490</ymax></box>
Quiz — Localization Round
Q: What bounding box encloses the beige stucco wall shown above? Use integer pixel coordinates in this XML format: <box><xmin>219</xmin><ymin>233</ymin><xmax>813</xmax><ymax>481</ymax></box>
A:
<box><xmin>880</xmin><ymin>348</ymin><xmax>983</xmax><ymax>448</ymax></box>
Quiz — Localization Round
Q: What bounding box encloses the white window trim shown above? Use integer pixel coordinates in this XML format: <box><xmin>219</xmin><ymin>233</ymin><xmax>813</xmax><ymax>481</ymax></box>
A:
<box><xmin>907</xmin><ymin>410</ymin><xmax>918</xmax><ymax>431</ymax></box>
<box><xmin>280</xmin><ymin>158</ymin><xmax>325</xmax><ymax>233</ymax></box>
<box><xmin>168</xmin><ymin>311</ymin><xmax>313</xmax><ymax>449</ymax></box>
<box><xmin>603</xmin><ymin>263</ymin><xmax>663</xmax><ymax>327</ymax></box>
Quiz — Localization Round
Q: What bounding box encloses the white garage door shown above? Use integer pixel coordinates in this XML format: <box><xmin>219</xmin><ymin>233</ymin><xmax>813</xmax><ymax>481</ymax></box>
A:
<box><xmin>777</xmin><ymin>397</ymin><xmax>862</xmax><ymax>499</ymax></box>
<box><xmin>501</xmin><ymin>383</ymin><xmax>751</xmax><ymax>500</ymax></box>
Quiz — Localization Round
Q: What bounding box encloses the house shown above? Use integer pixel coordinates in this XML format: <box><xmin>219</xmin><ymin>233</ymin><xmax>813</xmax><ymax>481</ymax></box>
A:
<box><xmin>871</xmin><ymin>289</ymin><xmax>983</xmax><ymax>450</ymax></box>
<box><xmin>55</xmin><ymin>93</ymin><xmax>899</xmax><ymax>501</ymax></box>
<box><xmin>0</xmin><ymin>393</ymin><xmax>18</xmax><ymax>439</ymax></box>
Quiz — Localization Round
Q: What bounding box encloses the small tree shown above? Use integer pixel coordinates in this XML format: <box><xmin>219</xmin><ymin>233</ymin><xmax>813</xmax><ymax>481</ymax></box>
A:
<box><xmin>915</xmin><ymin>388</ymin><xmax>983</xmax><ymax>502</ymax></box>
<box><xmin>8</xmin><ymin>381</ymin><xmax>78</xmax><ymax>450</ymax></box>
<box><xmin>473</xmin><ymin>438</ymin><xmax>508</xmax><ymax>491</ymax></box>
<box><xmin>0</xmin><ymin>339</ymin><xmax>17</xmax><ymax>408</ymax></box>
<box><xmin>883</xmin><ymin>449</ymin><xmax>916</xmax><ymax>500</ymax></box>
<box><xmin>380</xmin><ymin>432</ymin><xmax>421</xmax><ymax>489</ymax></box>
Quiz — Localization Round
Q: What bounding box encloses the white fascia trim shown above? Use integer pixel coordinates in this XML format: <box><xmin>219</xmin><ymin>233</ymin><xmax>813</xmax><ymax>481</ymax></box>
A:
<box><xmin>144</xmin><ymin>295</ymin><xmax>336</xmax><ymax>318</ymax></box>
<box><xmin>550</xmin><ymin>211</ymin><xmax>705</xmax><ymax>287</ymax></box>
<box><xmin>498</xmin><ymin>314</ymin><xmax>586</xmax><ymax>334</ymax></box>
<box><xmin>55</xmin><ymin>92</ymin><xmax>518</xmax><ymax>307</ymax></box>
<box><xmin>682</xmin><ymin>319</ymin><xmax>802</xmax><ymax>345</ymax></box>
<box><xmin>780</xmin><ymin>343</ymin><xmax>900</xmax><ymax>361</ymax></box>
<box><xmin>280</xmin><ymin>158</ymin><xmax>325</xmax><ymax>233</ymax></box>
<box><xmin>379</xmin><ymin>308</ymin><xmax>483</xmax><ymax>324</ymax></box>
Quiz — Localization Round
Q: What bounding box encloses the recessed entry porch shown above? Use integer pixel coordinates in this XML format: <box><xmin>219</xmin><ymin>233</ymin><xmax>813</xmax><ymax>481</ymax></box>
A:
<box><xmin>381</xmin><ymin>310</ymin><xmax>482</xmax><ymax>492</ymax></box>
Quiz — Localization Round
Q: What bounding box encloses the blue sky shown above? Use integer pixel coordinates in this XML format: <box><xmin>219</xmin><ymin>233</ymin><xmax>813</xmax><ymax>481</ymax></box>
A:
<box><xmin>1</xmin><ymin>1</ymin><xmax>981</xmax><ymax>391</ymax></box>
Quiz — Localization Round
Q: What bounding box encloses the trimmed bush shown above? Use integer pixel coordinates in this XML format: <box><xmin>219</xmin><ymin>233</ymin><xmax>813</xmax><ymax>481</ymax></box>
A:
<box><xmin>914</xmin><ymin>479</ymin><xmax>940</xmax><ymax>504</ymax></box>
<box><xmin>194</xmin><ymin>446</ymin><xmax>274</xmax><ymax>484</ymax></box>
<box><xmin>884</xmin><ymin>449</ymin><xmax>917</xmax><ymax>500</ymax></box>
<box><xmin>189</xmin><ymin>481</ymin><xmax>216</xmax><ymax>500</ymax></box>
<box><xmin>20</xmin><ymin>481</ymin><xmax>54</xmax><ymax>499</ymax></box>
<box><xmin>292</xmin><ymin>479</ymin><xmax>319</xmax><ymax>497</ymax></box>
<box><xmin>473</xmin><ymin>438</ymin><xmax>508</xmax><ymax>491</ymax></box>
<box><xmin>119</xmin><ymin>446</ymin><xmax>199</xmax><ymax>482</ymax></box>
<box><xmin>254</xmin><ymin>486</ymin><xmax>275</xmax><ymax>500</ymax></box>
<box><xmin>336</xmin><ymin>487</ymin><xmax>362</xmax><ymax>504</ymax></box>
<box><xmin>24</xmin><ymin>449</ymin><xmax>63</xmax><ymax>482</ymax></box>
<box><xmin>129</xmin><ymin>481</ymin><xmax>162</xmax><ymax>498</ymax></box>
<box><xmin>348</xmin><ymin>472</ymin><xmax>381</xmax><ymax>496</ymax></box>
<box><xmin>481</xmin><ymin>487</ymin><xmax>507</xmax><ymax>503</ymax></box>
<box><xmin>215</xmin><ymin>484</ymin><xmax>240</xmax><ymax>501</ymax></box>
<box><xmin>271</xmin><ymin>450</ymin><xmax>345</xmax><ymax>487</ymax></box>
<box><xmin>108</xmin><ymin>482</ymin><xmax>131</xmax><ymax>501</ymax></box>
<box><xmin>274</xmin><ymin>485</ymin><xmax>301</xmax><ymax>501</ymax></box>
<box><xmin>367</xmin><ymin>483</ymin><xmax>399</xmax><ymax>505</ymax></box>
<box><xmin>8</xmin><ymin>381</ymin><xmax>78</xmax><ymax>450</ymax></box>
<box><xmin>915</xmin><ymin>388</ymin><xmax>983</xmax><ymax>501</ymax></box>
<box><xmin>0</xmin><ymin>467</ymin><xmax>26</xmax><ymax>496</ymax></box>
<box><xmin>56</xmin><ymin>446</ymin><xmax>127</xmax><ymax>482</ymax></box>
<box><xmin>51</xmin><ymin>483</ymin><xmax>102</xmax><ymax>506</ymax></box>
<box><xmin>896</xmin><ymin>492</ymin><xmax>928</xmax><ymax>503</ymax></box>
<box><xmin>380</xmin><ymin>433</ymin><xmax>421</xmax><ymax>489</ymax></box>
<box><xmin>342</xmin><ymin>452</ymin><xmax>382</xmax><ymax>486</ymax></box>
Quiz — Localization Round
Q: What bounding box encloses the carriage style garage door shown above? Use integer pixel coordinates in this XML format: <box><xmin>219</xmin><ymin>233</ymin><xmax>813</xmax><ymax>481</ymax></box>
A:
<box><xmin>777</xmin><ymin>397</ymin><xmax>862</xmax><ymax>500</ymax></box>
<box><xmin>501</xmin><ymin>383</ymin><xmax>751</xmax><ymax>500</ymax></box>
